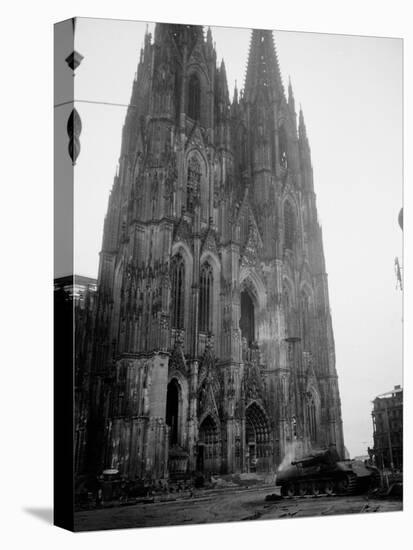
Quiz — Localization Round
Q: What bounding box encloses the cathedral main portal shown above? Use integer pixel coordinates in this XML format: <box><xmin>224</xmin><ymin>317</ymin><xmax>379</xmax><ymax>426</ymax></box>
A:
<box><xmin>245</xmin><ymin>403</ymin><xmax>271</xmax><ymax>473</ymax></box>
<box><xmin>197</xmin><ymin>415</ymin><xmax>220</xmax><ymax>474</ymax></box>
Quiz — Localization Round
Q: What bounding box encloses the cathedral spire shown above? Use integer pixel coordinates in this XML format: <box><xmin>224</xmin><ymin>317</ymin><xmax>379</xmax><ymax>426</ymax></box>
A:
<box><xmin>288</xmin><ymin>76</ymin><xmax>295</xmax><ymax>111</ymax></box>
<box><xmin>144</xmin><ymin>24</ymin><xmax>151</xmax><ymax>49</ymax></box>
<box><xmin>206</xmin><ymin>26</ymin><xmax>213</xmax><ymax>46</ymax></box>
<box><xmin>233</xmin><ymin>80</ymin><xmax>238</xmax><ymax>104</ymax></box>
<box><xmin>299</xmin><ymin>105</ymin><xmax>313</xmax><ymax>189</ymax></box>
<box><xmin>220</xmin><ymin>59</ymin><xmax>228</xmax><ymax>92</ymax></box>
<box><xmin>217</xmin><ymin>58</ymin><xmax>230</xmax><ymax>105</ymax></box>
<box><xmin>288</xmin><ymin>77</ymin><xmax>297</xmax><ymax>135</ymax></box>
<box><xmin>244</xmin><ymin>29</ymin><xmax>285</xmax><ymax>103</ymax></box>
<box><xmin>299</xmin><ymin>105</ymin><xmax>308</xmax><ymax>141</ymax></box>
<box><xmin>206</xmin><ymin>26</ymin><xmax>214</xmax><ymax>58</ymax></box>
<box><xmin>154</xmin><ymin>23</ymin><xmax>203</xmax><ymax>57</ymax></box>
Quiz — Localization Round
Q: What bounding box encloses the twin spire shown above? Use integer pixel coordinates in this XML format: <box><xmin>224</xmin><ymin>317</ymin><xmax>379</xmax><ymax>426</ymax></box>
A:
<box><xmin>244</xmin><ymin>29</ymin><xmax>309</xmax><ymax>143</ymax></box>
<box><xmin>299</xmin><ymin>106</ymin><xmax>308</xmax><ymax>141</ymax></box>
<box><xmin>150</xmin><ymin>23</ymin><xmax>306</xmax><ymax>133</ymax></box>
<box><xmin>244</xmin><ymin>29</ymin><xmax>285</xmax><ymax>103</ymax></box>
<box><xmin>288</xmin><ymin>76</ymin><xmax>295</xmax><ymax>111</ymax></box>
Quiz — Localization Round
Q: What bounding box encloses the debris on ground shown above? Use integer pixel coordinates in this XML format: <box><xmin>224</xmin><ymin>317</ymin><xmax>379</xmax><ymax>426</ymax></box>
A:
<box><xmin>279</xmin><ymin>508</ymin><xmax>300</xmax><ymax>518</ymax></box>
<box><xmin>265</xmin><ymin>493</ymin><xmax>283</xmax><ymax>502</ymax></box>
<box><xmin>241</xmin><ymin>511</ymin><xmax>262</xmax><ymax>521</ymax></box>
<box><xmin>385</xmin><ymin>483</ymin><xmax>403</xmax><ymax>499</ymax></box>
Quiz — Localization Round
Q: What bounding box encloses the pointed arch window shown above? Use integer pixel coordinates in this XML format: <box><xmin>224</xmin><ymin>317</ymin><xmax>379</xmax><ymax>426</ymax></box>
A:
<box><xmin>187</xmin><ymin>156</ymin><xmax>202</xmax><ymax>213</ymax></box>
<box><xmin>300</xmin><ymin>291</ymin><xmax>311</xmax><ymax>349</ymax></box>
<box><xmin>199</xmin><ymin>415</ymin><xmax>219</xmax><ymax>460</ymax></box>
<box><xmin>282</xmin><ymin>283</ymin><xmax>293</xmax><ymax>338</ymax></box>
<box><xmin>279</xmin><ymin>125</ymin><xmax>288</xmax><ymax>168</ymax></box>
<box><xmin>171</xmin><ymin>254</ymin><xmax>185</xmax><ymax>329</ymax></box>
<box><xmin>307</xmin><ymin>394</ymin><xmax>317</xmax><ymax>442</ymax></box>
<box><xmin>188</xmin><ymin>73</ymin><xmax>201</xmax><ymax>121</ymax></box>
<box><xmin>240</xmin><ymin>289</ymin><xmax>255</xmax><ymax>346</ymax></box>
<box><xmin>284</xmin><ymin>201</ymin><xmax>295</xmax><ymax>251</ymax></box>
<box><xmin>237</xmin><ymin>125</ymin><xmax>248</xmax><ymax>171</ymax></box>
<box><xmin>199</xmin><ymin>262</ymin><xmax>213</xmax><ymax>332</ymax></box>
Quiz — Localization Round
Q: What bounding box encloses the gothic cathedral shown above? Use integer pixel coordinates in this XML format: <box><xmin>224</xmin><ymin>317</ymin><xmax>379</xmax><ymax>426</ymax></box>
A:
<box><xmin>87</xmin><ymin>24</ymin><xmax>345</xmax><ymax>481</ymax></box>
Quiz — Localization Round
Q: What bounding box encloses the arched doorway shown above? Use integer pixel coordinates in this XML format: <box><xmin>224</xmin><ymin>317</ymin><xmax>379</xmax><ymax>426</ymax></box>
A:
<box><xmin>240</xmin><ymin>289</ymin><xmax>255</xmax><ymax>346</ymax></box>
<box><xmin>166</xmin><ymin>379</ymin><xmax>180</xmax><ymax>446</ymax></box>
<box><xmin>197</xmin><ymin>415</ymin><xmax>220</xmax><ymax>474</ymax></box>
<box><xmin>245</xmin><ymin>402</ymin><xmax>271</xmax><ymax>472</ymax></box>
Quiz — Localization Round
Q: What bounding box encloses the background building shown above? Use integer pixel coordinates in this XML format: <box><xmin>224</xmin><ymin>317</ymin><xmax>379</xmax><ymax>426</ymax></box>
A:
<box><xmin>372</xmin><ymin>385</ymin><xmax>403</xmax><ymax>471</ymax></box>
<box><xmin>55</xmin><ymin>275</ymin><xmax>97</xmax><ymax>475</ymax></box>
<box><xmin>85</xmin><ymin>23</ymin><xmax>345</xmax><ymax>482</ymax></box>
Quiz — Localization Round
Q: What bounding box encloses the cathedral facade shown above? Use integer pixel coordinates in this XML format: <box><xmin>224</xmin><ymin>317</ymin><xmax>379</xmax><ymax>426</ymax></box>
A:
<box><xmin>86</xmin><ymin>23</ymin><xmax>345</xmax><ymax>482</ymax></box>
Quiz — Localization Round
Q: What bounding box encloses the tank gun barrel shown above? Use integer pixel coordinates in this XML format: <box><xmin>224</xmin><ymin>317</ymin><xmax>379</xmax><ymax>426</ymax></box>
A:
<box><xmin>291</xmin><ymin>449</ymin><xmax>338</xmax><ymax>467</ymax></box>
<box><xmin>291</xmin><ymin>455</ymin><xmax>320</xmax><ymax>467</ymax></box>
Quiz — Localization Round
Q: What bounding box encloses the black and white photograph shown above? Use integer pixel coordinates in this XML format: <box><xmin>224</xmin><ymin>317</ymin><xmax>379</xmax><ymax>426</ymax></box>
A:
<box><xmin>53</xmin><ymin>15</ymin><xmax>403</xmax><ymax>532</ymax></box>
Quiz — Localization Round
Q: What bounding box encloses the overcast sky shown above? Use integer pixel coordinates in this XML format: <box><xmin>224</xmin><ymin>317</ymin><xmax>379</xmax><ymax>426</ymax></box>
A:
<box><xmin>72</xmin><ymin>18</ymin><xmax>402</xmax><ymax>458</ymax></box>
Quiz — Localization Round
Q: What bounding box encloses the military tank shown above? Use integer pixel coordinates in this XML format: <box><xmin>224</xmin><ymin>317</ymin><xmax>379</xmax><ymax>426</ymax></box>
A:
<box><xmin>277</xmin><ymin>446</ymin><xmax>380</xmax><ymax>497</ymax></box>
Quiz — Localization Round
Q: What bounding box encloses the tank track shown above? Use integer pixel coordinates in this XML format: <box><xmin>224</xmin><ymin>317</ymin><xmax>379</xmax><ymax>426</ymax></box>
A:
<box><xmin>338</xmin><ymin>472</ymin><xmax>358</xmax><ymax>495</ymax></box>
<box><xmin>280</xmin><ymin>472</ymin><xmax>370</xmax><ymax>498</ymax></box>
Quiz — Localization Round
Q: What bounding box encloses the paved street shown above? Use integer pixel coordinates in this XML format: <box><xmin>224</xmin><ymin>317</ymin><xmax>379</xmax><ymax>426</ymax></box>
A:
<box><xmin>74</xmin><ymin>487</ymin><xmax>402</xmax><ymax>531</ymax></box>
